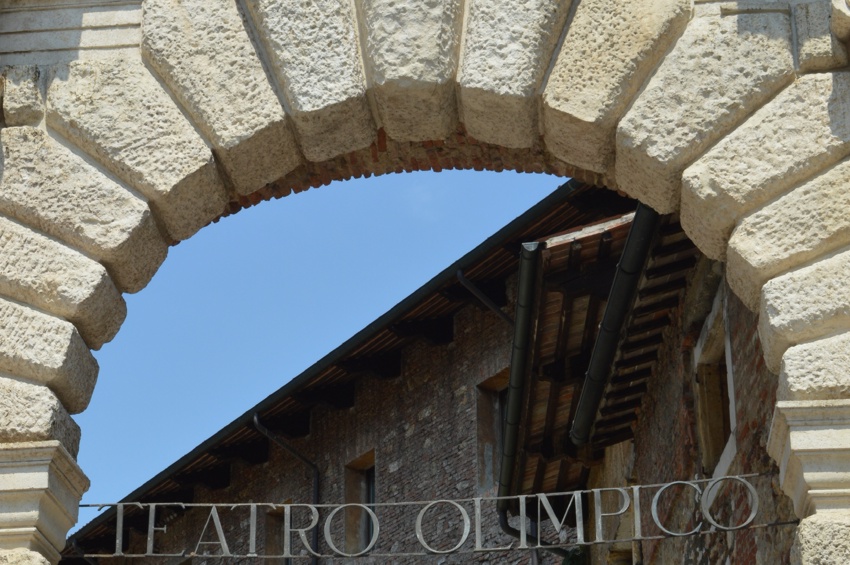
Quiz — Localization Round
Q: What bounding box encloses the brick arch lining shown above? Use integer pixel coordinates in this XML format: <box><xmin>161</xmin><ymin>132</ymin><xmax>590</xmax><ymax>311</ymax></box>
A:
<box><xmin>224</xmin><ymin>127</ymin><xmax>601</xmax><ymax>216</ymax></box>
<box><xmin>3</xmin><ymin>0</ymin><xmax>850</xmax><ymax>561</ymax></box>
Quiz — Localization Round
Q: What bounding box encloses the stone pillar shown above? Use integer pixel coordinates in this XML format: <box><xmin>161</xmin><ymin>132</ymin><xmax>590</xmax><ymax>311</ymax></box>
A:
<box><xmin>767</xmin><ymin>334</ymin><xmax>850</xmax><ymax>564</ymax></box>
<box><xmin>0</xmin><ymin>379</ymin><xmax>89</xmax><ymax>564</ymax></box>
<box><xmin>0</xmin><ymin>443</ymin><xmax>89</xmax><ymax>564</ymax></box>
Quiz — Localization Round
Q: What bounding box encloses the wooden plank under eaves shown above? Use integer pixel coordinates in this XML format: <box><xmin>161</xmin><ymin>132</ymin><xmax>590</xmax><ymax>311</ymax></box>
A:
<box><xmin>587</xmin><ymin>216</ymin><xmax>701</xmax><ymax>450</ymax></box>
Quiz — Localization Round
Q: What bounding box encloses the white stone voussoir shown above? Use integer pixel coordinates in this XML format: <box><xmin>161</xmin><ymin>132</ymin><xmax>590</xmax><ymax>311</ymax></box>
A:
<box><xmin>0</xmin><ymin>297</ymin><xmax>97</xmax><ymax>414</ymax></box>
<box><xmin>459</xmin><ymin>0</ymin><xmax>571</xmax><ymax>148</ymax></box>
<box><xmin>0</xmin><ymin>127</ymin><xmax>167</xmax><ymax>294</ymax></box>
<box><xmin>682</xmin><ymin>72</ymin><xmax>850</xmax><ymax>260</ymax></box>
<box><xmin>728</xmin><ymin>155</ymin><xmax>850</xmax><ymax>311</ymax></box>
<box><xmin>780</xmin><ymin>332</ymin><xmax>850</xmax><ymax>402</ymax></box>
<box><xmin>0</xmin><ymin>376</ymin><xmax>80</xmax><ymax>458</ymax></box>
<box><xmin>759</xmin><ymin>247</ymin><xmax>850</xmax><ymax>374</ymax></box>
<box><xmin>0</xmin><ymin>215</ymin><xmax>125</xmax><ymax>349</ymax></box>
<box><xmin>542</xmin><ymin>0</ymin><xmax>691</xmax><ymax>174</ymax></box>
<box><xmin>142</xmin><ymin>0</ymin><xmax>302</xmax><ymax>195</ymax></box>
<box><xmin>46</xmin><ymin>58</ymin><xmax>228</xmax><ymax>242</ymax></box>
<box><xmin>359</xmin><ymin>0</ymin><xmax>463</xmax><ymax>142</ymax></box>
<box><xmin>243</xmin><ymin>0</ymin><xmax>375</xmax><ymax>162</ymax></box>
<box><xmin>2</xmin><ymin>67</ymin><xmax>43</xmax><ymax>127</ymax></box>
<box><xmin>616</xmin><ymin>6</ymin><xmax>795</xmax><ymax>213</ymax></box>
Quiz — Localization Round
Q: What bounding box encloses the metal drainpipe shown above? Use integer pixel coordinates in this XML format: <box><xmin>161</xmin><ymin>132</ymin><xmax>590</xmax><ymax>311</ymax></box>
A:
<box><xmin>253</xmin><ymin>414</ymin><xmax>320</xmax><ymax>565</ymax></box>
<box><xmin>569</xmin><ymin>203</ymin><xmax>660</xmax><ymax>447</ymax></box>
<box><xmin>495</xmin><ymin>243</ymin><xmax>570</xmax><ymax>559</ymax></box>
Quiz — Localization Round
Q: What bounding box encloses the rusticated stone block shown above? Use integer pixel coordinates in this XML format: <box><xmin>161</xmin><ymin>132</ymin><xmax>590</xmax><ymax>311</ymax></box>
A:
<box><xmin>242</xmin><ymin>0</ymin><xmax>375</xmax><ymax>161</ymax></box>
<box><xmin>728</xmin><ymin>155</ymin><xmax>850</xmax><ymax>311</ymax></box>
<box><xmin>543</xmin><ymin>0</ymin><xmax>691</xmax><ymax>174</ymax></box>
<box><xmin>0</xmin><ymin>214</ymin><xmax>125</xmax><ymax>349</ymax></box>
<box><xmin>0</xmin><ymin>549</ymin><xmax>50</xmax><ymax>565</ymax></box>
<box><xmin>0</xmin><ymin>127</ymin><xmax>167</xmax><ymax>294</ymax></box>
<box><xmin>0</xmin><ymin>297</ymin><xmax>97</xmax><ymax>414</ymax></box>
<box><xmin>142</xmin><ymin>0</ymin><xmax>301</xmax><ymax>195</ymax></box>
<box><xmin>359</xmin><ymin>0</ymin><xmax>463</xmax><ymax>142</ymax></box>
<box><xmin>760</xmin><ymin>248</ymin><xmax>850</xmax><ymax>373</ymax></box>
<box><xmin>780</xmin><ymin>332</ymin><xmax>850</xmax><ymax>402</ymax></box>
<box><xmin>459</xmin><ymin>0</ymin><xmax>572</xmax><ymax>148</ymax></box>
<box><xmin>792</xmin><ymin>512</ymin><xmax>850</xmax><ymax>564</ymax></box>
<box><xmin>47</xmin><ymin>58</ymin><xmax>228</xmax><ymax>242</ymax></box>
<box><xmin>682</xmin><ymin>72</ymin><xmax>850</xmax><ymax>260</ymax></box>
<box><xmin>616</xmin><ymin>6</ymin><xmax>794</xmax><ymax>213</ymax></box>
<box><xmin>0</xmin><ymin>376</ymin><xmax>80</xmax><ymax>457</ymax></box>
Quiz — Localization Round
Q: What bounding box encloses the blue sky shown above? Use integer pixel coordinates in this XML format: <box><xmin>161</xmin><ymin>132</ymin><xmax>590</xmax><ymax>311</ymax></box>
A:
<box><xmin>74</xmin><ymin>169</ymin><xmax>561</xmax><ymax>528</ymax></box>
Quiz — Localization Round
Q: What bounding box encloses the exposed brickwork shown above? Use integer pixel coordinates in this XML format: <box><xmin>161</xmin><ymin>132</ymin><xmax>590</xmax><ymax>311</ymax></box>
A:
<box><xmin>707</xmin><ymin>291</ymin><xmax>796</xmax><ymax>565</ymax></box>
<box><xmin>90</xmin><ymin>269</ymin><xmax>797</xmax><ymax>565</ymax></box>
<box><xmin>114</xmin><ymin>286</ymin><xmax>561</xmax><ymax>563</ymax></box>
<box><xmin>620</xmin><ymin>285</ymin><xmax>796</xmax><ymax>564</ymax></box>
<box><xmin>217</xmin><ymin>126</ymin><xmax>608</xmax><ymax>221</ymax></box>
<box><xmin>630</xmin><ymin>306</ymin><xmax>700</xmax><ymax>564</ymax></box>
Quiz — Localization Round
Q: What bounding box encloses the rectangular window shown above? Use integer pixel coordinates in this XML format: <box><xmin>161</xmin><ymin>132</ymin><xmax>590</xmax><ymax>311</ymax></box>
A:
<box><xmin>693</xmin><ymin>287</ymin><xmax>735</xmax><ymax>476</ymax></box>
<box><xmin>477</xmin><ymin>368</ymin><xmax>510</xmax><ymax>494</ymax></box>
<box><xmin>345</xmin><ymin>449</ymin><xmax>376</xmax><ymax>553</ymax></box>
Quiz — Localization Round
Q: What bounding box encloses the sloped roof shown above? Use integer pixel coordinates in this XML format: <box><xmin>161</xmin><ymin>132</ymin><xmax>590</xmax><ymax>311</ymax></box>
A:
<box><xmin>62</xmin><ymin>181</ymin><xmax>637</xmax><ymax>558</ymax></box>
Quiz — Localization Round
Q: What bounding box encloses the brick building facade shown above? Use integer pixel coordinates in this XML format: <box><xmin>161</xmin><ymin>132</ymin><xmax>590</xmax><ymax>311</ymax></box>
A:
<box><xmin>60</xmin><ymin>186</ymin><xmax>798</xmax><ymax>564</ymax></box>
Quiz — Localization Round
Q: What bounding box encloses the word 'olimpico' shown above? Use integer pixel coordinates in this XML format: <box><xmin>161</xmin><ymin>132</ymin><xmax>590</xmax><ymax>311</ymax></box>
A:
<box><xmin>85</xmin><ymin>475</ymin><xmax>766</xmax><ymax>559</ymax></box>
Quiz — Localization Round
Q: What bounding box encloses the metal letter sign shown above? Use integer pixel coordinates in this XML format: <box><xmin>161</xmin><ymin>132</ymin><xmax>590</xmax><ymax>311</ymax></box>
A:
<box><xmin>79</xmin><ymin>475</ymin><xmax>790</xmax><ymax>559</ymax></box>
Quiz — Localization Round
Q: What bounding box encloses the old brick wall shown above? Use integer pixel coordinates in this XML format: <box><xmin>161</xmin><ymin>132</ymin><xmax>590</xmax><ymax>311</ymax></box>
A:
<box><xmin>687</xmin><ymin>290</ymin><xmax>796</xmax><ymax>565</ymax></box>
<box><xmin>115</xmin><ymin>282</ymin><xmax>560</xmax><ymax>564</ymax></box>
<box><xmin>621</xmin><ymin>284</ymin><xmax>796</xmax><ymax>564</ymax></box>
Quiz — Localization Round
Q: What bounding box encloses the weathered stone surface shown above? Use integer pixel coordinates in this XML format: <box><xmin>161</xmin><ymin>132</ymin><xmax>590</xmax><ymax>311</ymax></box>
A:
<box><xmin>0</xmin><ymin>442</ymin><xmax>89</xmax><ymax>563</ymax></box>
<box><xmin>243</xmin><ymin>0</ymin><xmax>374</xmax><ymax>161</ymax></box>
<box><xmin>542</xmin><ymin>0</ymin><xmax>691</xmax><ymax>174</ymax></box>
<box><xmin>46</xmin><ymin>58</ymin><xmax>227</xmax><ymax>241</ymax></box>
<box><xmin>780</xmin><ymin>332</ymin><xmax>850</xmax><ymax>401</ymax></box>
<box><xmin>0</xmin><ymin>376</ymin><xmax>79</xmax><ymax>458</ymax></box>
<box><xmin>458</xmin><ymin>0</ymin><xmax>572</xmax><ymax>148</ymax></box>
<box><xmin>0</xmin><ymin>297</ymin><xmax>97</xmax><ymax>414</ymax></box>
<box><xmin>359</xmin><ymin>0</ymin><xmax>462</xmax><ymax>142</ymax></box>
<box><xmin>0</xmin><ymin>127</ymin><xmax>167</xmax><ymax>294</ymax></box>
<box><xmin>0</xmin><ymin>549</ymin><xmax>50</xmax><ymax>565</ymax></box>
<box><xmin>142</xmin><ymin>0</ymin><xmax>301</xmax><ymax>195</ymax></box>
<box><xmin>683</xmin><ymin>72</ymin><xmax>850</xmax><ymax>260</ymax></box>
<box><xmin>616</xmin><ymin>7</ymin><xmax>794</xmax><ymax>213</ymax></box>
<box><xmin>832</xmin><ymin>0</ymin><xmax>850</xmax><ymax>39</ymax></box>
<box><xmin>728</xmin><ymin>155</ymin><xmax>850</xmax><ymax>310</ymax></box>
<box><xmin>792</xmin><ymin>512</ymin><xmax>850</xmax><ymax>564</ymax></box>
<box><xmin>0</xmin><ymin>215</ymin><xmax>125</xmax><ymax>349</ymax></box>
<box><xmin>2</xmin><ymin>66</ymin><xmax>43</xmax><ymax>127</ymax></box>
<box><xmin>795</xmin><ymin>0</ymin><xmax>848</xmax><ymax>72</ymax></box>
<box><xmin>760</xmin><ymin>248</ymin><xmax>850</xmax><ymax>374</ymax></box>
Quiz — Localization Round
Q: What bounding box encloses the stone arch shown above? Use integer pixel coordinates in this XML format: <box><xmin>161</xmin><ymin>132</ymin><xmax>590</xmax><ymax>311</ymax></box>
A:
<box><xmin>3</xmin><ymin>0</ymin><xmax>850</xmax><ymax>562</ymax></box>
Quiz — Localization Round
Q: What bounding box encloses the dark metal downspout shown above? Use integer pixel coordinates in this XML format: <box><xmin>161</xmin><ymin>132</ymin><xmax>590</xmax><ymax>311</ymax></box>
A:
<box><xmin>496</xmin><ymin>243</ymin><xmax>569</xmax><ymax>559</ymax></box>
<box><xmin>253</xmin><ymin>414</ymin><xmax>320</xmax><ymax>565</ymax></box>
<box><xmin>569</xmin><ymin>203</ymin><xmax>660</xmax><ymax>447</ymax></box>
